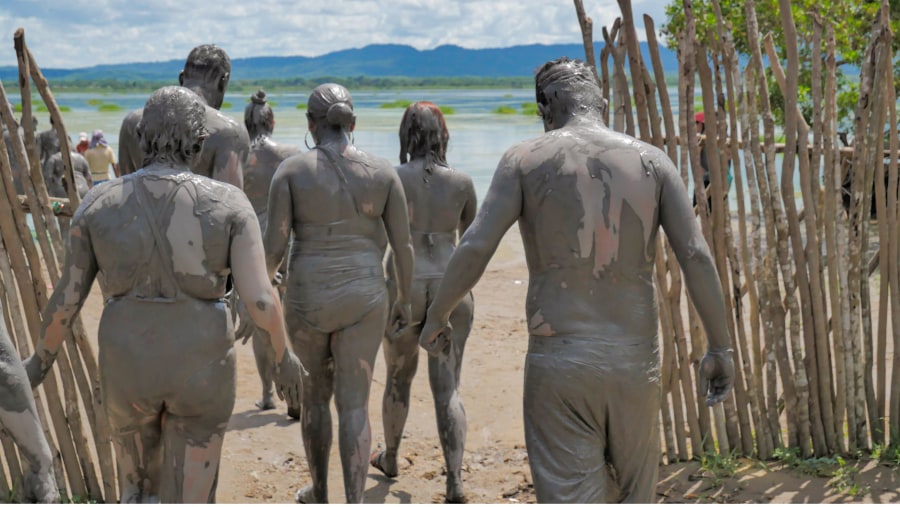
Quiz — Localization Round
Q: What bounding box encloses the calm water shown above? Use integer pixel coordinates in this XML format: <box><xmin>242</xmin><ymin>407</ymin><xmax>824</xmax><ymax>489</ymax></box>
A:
<box><xmin>41</xmin><ymin>87</ymin><xmax>792</xmax><ymax>208</ymax></box>
<box><xmin>47</xmin><ymin>89</ymin><xmax>547</xmax><ymax>199</ymax></box>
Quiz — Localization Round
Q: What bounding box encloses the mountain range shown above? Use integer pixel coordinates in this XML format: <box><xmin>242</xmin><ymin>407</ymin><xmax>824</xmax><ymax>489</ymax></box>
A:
<box><xmin>0</xmin><ymin>42</ymin><xmax>678</xmax><ymax>82</ymax></box>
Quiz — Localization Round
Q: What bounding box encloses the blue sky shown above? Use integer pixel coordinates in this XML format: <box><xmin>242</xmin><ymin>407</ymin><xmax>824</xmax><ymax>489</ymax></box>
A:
<box><xmin>1</xmin><ymin>0</ymin><xmax>668</xmax><ymax>69</ymax></box>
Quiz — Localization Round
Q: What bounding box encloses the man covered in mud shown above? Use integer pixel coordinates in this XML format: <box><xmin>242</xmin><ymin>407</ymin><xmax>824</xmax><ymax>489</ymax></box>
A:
<box><xmin>419</xmin><ymin>57</ymin><xmax>734</xmax><ymax>503</ymax></box>
<box><xmin>117</xmin><ymin>44</ymin><xmax>249</xmax><ymax>188</ymax></box>
<box><xmin>24</xmin><ymin>86</ymin><xmax>303</xmax><ymax>503</ymax></box>
<box><xmin>0</xmin><ymin>308</ymin><xmax>58</xmax><ymax>503</ymax></box>
<box><xmin>238</xmin><ymin>88</ymin><xmax>301</xmax><ymax>414</ymax></box>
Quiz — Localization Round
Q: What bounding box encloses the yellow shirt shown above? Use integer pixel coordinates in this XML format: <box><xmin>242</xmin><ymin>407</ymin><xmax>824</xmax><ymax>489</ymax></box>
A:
<box><xmin>85</xmin><ymin>145</ymin><xmax>116</xmax><ymax>181</ymax></box>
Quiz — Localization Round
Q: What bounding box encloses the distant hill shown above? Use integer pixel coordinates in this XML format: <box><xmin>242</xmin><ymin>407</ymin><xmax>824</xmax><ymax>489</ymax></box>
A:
<box><xmin>0</xmin><ymin>42</ymin><xmax>678</xmax><ymax>82</ymax></box>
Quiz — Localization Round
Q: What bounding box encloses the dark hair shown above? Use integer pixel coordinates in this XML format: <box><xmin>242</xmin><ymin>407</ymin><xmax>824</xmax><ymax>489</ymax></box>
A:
<box><xmin>534</xmin><ymin>57</ymin><xmax>599</xmax><ymax>107</ymax></box>
<box><xmin>307</xmin><ymin>83</ymin><xmax>355</xmax><ymax>130</ymax></box>
<box><xmin>244</xmin><ymin>89</ymin><xmax>274</xmax><ymax>141</ymax></box>
<box><xmin>137</xmin><ymin>86</ymin><xmax>208</xmax><ymax>167</ymax></box>
<box><xmin>398</xmin><ymin>101</ymin><xmax>449</xmax><ymax>165</ymax></box>
<box><xmin>183</xmin><ymin>44</ymin><xmax>231</xmax><ymax>81</ymax></box>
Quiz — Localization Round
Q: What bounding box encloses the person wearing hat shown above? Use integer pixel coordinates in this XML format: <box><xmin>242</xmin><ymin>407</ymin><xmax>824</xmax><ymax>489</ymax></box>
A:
<box><xmin>76</xmin><ymin>132</ymin><xmax>89</xmax><ymax>154</ymax></box>
<box><xmin>693</xmin><ymin>111</ymin><xmax>732</xmax><ymax>210</ymax></box>
<box><xmin>84</xmin><ymin>129</ymin><xmax>119</xmax><ymax>185</ymax></box>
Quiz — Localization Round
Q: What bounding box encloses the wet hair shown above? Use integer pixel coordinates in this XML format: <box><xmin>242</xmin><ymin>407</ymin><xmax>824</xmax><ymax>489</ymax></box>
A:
<box><xmin>183</xmin><ymin>44</ymin><xmax>231</xmax><ymax>81</ymax></box>
<box><xmin>534</xmin><ymin>57</ymin><xmax>605</xmax><ymax>114</ymax></box>
<box><xmin>307</xmin><ymin>83</ymin><xmax>355</xmax><ymax>130</ymax></box>
<box><xmin>398</xmin><ymin>101</ymin><xmax>449</xmax><ymax>165</ymax></box>
<box><xmin>244</xmin><ymin>89</ymin><xmax>274</xmax><ymax>142</ymax></box>
<box><xmin>137</xmin><ymin>86</ymin><xmax>208</xmax><ymax>167</ymax></box>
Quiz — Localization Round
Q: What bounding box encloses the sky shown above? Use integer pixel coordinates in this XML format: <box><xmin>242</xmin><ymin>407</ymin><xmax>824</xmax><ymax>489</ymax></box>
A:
<box><xmin>0</xmin><ymin>0</ymin><xmax>669</xmax><ymax>69</ymax></box>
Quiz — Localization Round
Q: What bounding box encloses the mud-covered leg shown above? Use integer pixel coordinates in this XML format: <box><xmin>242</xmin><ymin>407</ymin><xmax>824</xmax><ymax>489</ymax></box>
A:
<box><xmin>251</xmin><ymin>328</ymin><xmax>276</xmax><ymax>411</ymax></box>
<box><xmin>0</xmin><ymin>330</ymin><xmax>59</xmax><ymax>503</ymax></box>
<box><xmin>333</xmin><ymin>301</ymin><xmax>388</xmax><ymax>503</ymax></box>
<box><xmin>376</xmin><ymin>332</ymin><xmax>419</xmax><ymax>478</ymax></box>
<box><xmin>606</xmin><ymin>374</ymin><xmax>661</xmax><ymax>503</ymax></box>
<box><xmin>108</xmin><ymin>417</ymin><xmax>163</xmax><ymax>503</ymax></box>
<box><xmin>427</xmin><ymin>291</ymin><xmax>473</xmax><ymax>503</ymax></box>
<box><xmin>158</xmin><ymin>413</ymin><xmax>228</xmax><ymax>503</ymax></box>
<box><xmin>291</xmin><ymin>320</ymin><xmax>334</xmax><ymax>503</ymax></box>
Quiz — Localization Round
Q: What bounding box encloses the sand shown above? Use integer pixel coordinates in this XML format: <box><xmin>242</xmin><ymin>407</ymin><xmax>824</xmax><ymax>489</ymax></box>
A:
<box><xmin>75</xmin><ymin>227</ymin><xmax>900</xmax><ymax>503</ymax></box>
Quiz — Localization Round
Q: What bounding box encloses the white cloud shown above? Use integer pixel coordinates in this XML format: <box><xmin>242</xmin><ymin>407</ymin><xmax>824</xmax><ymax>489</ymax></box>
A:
<box><xmin>0</xmin><ymin>0</ymin><xmax>670</xmax><ymax>68</ymax></box>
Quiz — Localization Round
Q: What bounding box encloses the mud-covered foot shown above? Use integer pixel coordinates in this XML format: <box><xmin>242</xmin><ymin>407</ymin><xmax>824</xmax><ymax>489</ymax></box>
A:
<box><xmin>24</xmin><ymin>470</ymin><xmax>60</xmax><ymax>503</ymax></box>
<box><xmin>369</xmin><ymin>448</ymin><xmax>398</xmax><ymax>478</ymax></box>
<box><xmin>287</xmin><ymin>404</ymin><xmax>301</xmax><ymax>420</ymax></box>
<box><xmin>294</xmin><ymin>484</ymin><xmax>317</xmax><ymax>504</ymax></box>
<box><xmin>445</xmin><ymin>474</ymin><xmax>466</xmax><ymax>503</ymax></box>
<box><xmin>255</xmin><ymin>395</ymin><xmax>276</xmax><ymax>411</ymax></box>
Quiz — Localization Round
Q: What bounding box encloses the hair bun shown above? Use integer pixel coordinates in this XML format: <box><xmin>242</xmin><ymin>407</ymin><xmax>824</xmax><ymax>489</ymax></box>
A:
<box><xmin>251</xmin><ymin>89</ymin><xmax>267</xmax><ymax>105</ymax></box>
<box><xmin>326</xmin><ymin>102</ymin><xmax>355</xmax><ymax>126</ymax></box>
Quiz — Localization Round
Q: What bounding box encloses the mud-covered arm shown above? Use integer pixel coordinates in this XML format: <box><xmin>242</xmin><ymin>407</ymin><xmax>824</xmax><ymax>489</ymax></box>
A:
<box><xmin>458</xmin><ymin>177</ymin><xmax>478</xmax><ymax>237</ymax></box>
<box><xmin>263</xmin><ymin>164</ymin><xmax>292</xmax><ymax>283</ymax></box>
<box><xmin>25</xmin><ymin>206</ymin><xmax>98</xmax><ymax>387</ymax></box>
<box><xmin>425</xmin><ymin>153</ymin><xmax>521</xmax><ymax>327</ymax></box>
<box><xmin>384</xmin><ymin>170</ymin><xmax>414</xmax><ymax>305</ymax></box>
<box><xmin>230</xmin><ymin>195</ymin><xmax>304</xmax><ymax>406</ymax></box>
<box><xmin>658</xmin><ymin>160</ymin><xmax>730</xmax><ymax>352</ymax></box>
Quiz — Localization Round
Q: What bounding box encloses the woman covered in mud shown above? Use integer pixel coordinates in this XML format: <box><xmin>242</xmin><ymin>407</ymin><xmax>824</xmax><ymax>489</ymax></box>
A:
<box><xmin>371</xmin><ymin>101</ymin><xmax>477</xmax><ymax>502</ymax></box>
<box><xmin>24</xmin><ymin>86</ymin><xmax>304</xmax><ymax>503</ymax></box>
<box><xmin>239</xmin><ymin>88</ymin><xmax>302</xmax><ymax>415</ymax></box>
<box><xmin>264</xmin><ymin>83</ymin><xmax>414</xmax><ymax>504</ymax></box>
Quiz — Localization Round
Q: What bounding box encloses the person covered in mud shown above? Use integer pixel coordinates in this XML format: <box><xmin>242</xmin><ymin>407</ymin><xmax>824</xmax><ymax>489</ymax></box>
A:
<box><xmin>23</xmin><ymin>86</ymin><xmax>304</xmax><ymax>503</ymax></box>
<box><xmin>419</xmin><ymin>57</ymin><xmax>734</xmax><ymax>503</ymax></box>
<box><xmin>43</xmin><ymin>150</ymin><xmax>92</xmax><ymax>197</ymax></box>
<box><xmin>263</xmin><ymin>83</ymin><xmax>414</xmax><ymax>504</ymax></box>
<box><xmin>370</xmin><ymin>101</ymin><xmax>477</xmax><ymax>503</ymax></box>
<box><xmin>238</xmin><ymin>88</ymin><xmax>301</xmax><ymax>414</ymax></box>
<box><xmin>0</xmin><ymin>307</ymin><xmax>59</xmax><ymax>503</ymax></box>
<box><xmin>117</xmin><ymin>44</ymin><xmax>249</xmax><ymax>188</ymax></box>
<box><xmin>36</xmin><ymin>116</ymin><xmax>61</xmax><ymax>167</ymax></box>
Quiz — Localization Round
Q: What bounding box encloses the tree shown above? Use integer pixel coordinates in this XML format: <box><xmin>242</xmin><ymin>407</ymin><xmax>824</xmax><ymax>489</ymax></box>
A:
<box><xmin>661</xmin><ymin>0</ymin><xmax>900</xmax><ymax>136</ymax></box>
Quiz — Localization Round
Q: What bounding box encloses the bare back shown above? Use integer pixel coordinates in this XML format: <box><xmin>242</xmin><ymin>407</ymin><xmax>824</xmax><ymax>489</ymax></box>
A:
<box><xmin>394</xmin><ymin>158</ymin><xmax>476</xmax><ymax>278</ymax></box>
<box><xmin>510</xmin><ymin>124</ymin><xmax>667</xmax><ymax>339</ymax></box>
<box><xmin>244</xmin><ymin>138</ymin><xmax>301</xmax><ymax>223</ymax></box>
<box><xmin>81</xmin><ymin>168</ymin><xmax>254</xmax><ymax>301</ymax></box>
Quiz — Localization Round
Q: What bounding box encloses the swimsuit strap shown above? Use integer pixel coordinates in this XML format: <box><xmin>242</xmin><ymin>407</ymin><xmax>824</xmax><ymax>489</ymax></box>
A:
<box><xmin>315</xmin><ymin>146</ymin><xmax>362</xmax><ymax>218</ymax></box>
<box><xmin>132</xmin><ymin>177</ymin><xmax>185</xmax><ymax>298</ymax></box>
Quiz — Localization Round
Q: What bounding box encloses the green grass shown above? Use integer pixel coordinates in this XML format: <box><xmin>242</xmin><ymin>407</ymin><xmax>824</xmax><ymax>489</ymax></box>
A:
<box><xmin>772</xmin><ymin>447</ymin><xmax>868</xmax><ymax>497</ymax></box>
<box><xmin>438</xmin><ymin>105</ymin><xmax>455</xmax><ymax>115</ymax></box>
<box><xmin>698</xmin><ymin>449</ymin><xmax>739</xmax><ymax>486</ymax></box>
<box><xmin>220</xmin><ymin>101</ymin><xmax>233</xmax><ymax>110</ymax></box>
<box><xmin>97</xmin><ymin>103</ymin><xmax>122</xmax><ymax>112</ymax></box>
<box><xmin>493</xmin><ymin>105</ymin><xmax>517</xmax><ymax>115</ymax></box>
<box><xmin>295</xmin><ymin>103</ymin><xmax>307</xmax><ymax>110</ymax></box>
<box><xmin>379</xmin><ymin>99</ymin><xmax>412</xmax><ymax>109</ymax></box>
<box><xmin>87</xmin><ymin>99</ymin><xmax>103</xmax><ymax>106</ymax></box>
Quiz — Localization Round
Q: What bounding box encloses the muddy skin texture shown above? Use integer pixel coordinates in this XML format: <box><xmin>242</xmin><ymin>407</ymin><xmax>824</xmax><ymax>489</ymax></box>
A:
<box><xmin>44</xmin><ymin>151</ymin><xmax>92</xmax><ymax>198</ymax></box>
<box><xmin>373</xmin><ymin>101</ymin><xmax>477</xmax><ymax>502</ymax></box>
<box><xmin>239</xmin><ymin>89</ymin><xmax>302</xmax><ymax>412</ymax></box>
<box><xmin>0</xmin><ymin>312</ymin><xmax>59</xmax><ymax>503</ymax></box>
<box><xmin>23</xmin><ymin>87</ymin><xmax>303</xmax><ymax>504</ymax></box>
<box><xmin>118</xmin><ymin>44</ymin><xmax>249</xmax><ymax>189</ymax></box>
<box><xmin>263</xmin><ymin>83</ymin><xmax>414</xmax><ymax>504</ymax></box>
<box><xmin>36</xmin><ymin>121</ymin><xmax>61</xmax><ymax>168</ymax></box>
<box><xmin>419</xmin><ymin>58</ymin><xmax>734</xmax><ymax>503</ymax></box>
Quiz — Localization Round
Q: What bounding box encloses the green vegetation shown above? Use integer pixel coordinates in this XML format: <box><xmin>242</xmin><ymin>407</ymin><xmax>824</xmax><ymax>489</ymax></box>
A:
<box><xmin>698</xmin><ymin>449</ymin><xmax>739</xmax><ymax>486</ymax></box>
<box><xmin>438</xmin><ymin>105</ymin><xmax>455</xmax><ymax>115</ymax></box>
<box><xmin>295</xmin><ymin>103</ymin><xmax>307</xmax><ymax>110</ymax></box>
<box><xmin>97</xmin><ymin>103</ymin><xmax>122</xmax><ymax>112</ymax></box>
<box><xmin>493</xmin><ymin>105</ymin><xmax>517</xmax><ymax>115</ymax></box>
<box><xmin>87</xmin><ymin>99</ymin><xmax>103</xmax><ymax>106</ymax></box>
<box><xmin>379</xmin><ymin>99</ymin><xmax>412</xmax><ymax>109</ymax></box>
<box><xmin>662</xmin><ymin>0</ymin><xmax>900</xmax><ymax>131</ymax></box>
<box><xmin>772</xmin><ymin>447</ymin><xmax>868</xmax><ymax>497</ymax></box>
<box><xmin>520</xmin><ymin>102</ymin><xmax>538</xmax><ymax>116</ymax></box>
<box><xmin>220</xmin><ymin>101</ymin><xmax>233</xmax><ymax>110</ymax></box>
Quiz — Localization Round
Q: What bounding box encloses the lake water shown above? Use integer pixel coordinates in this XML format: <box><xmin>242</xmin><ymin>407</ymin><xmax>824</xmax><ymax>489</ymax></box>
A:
<box><xmin>41</xmin><ymin>87</ymin><xmax>793</xmax><ymax>208</ymax></box>
<box><xmin>47</xmin><ymin>89</ymin><xmax>547</xmax><ymax>199</ymax></box>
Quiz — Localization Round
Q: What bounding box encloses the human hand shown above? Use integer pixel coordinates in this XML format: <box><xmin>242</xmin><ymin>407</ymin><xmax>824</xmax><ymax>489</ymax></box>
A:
<box><xmin>23</xmin><ymin>354</ymin><xmax>50</xmax><ymax>389</ymax></box>
<box><xmin>387</xmin><ymin>300</ymin><xmax>412</xmax><ymax>342</ymax></box>
<box><xmin>419</xmin><ymin>319</ymin><xmax>452</xmax><ymax>357</ymax></box>
<box><xmin>233</xmin><ymin>296</ymin><xmax>255</xmax><ymax>345</ymax></box>
<box><xmin>699</xmin><ymin>348</ymin><xmax>735</xmax><ymax>406</ymax></box>
<box><xmin>274</xmin><ymin>351</ymin><xmax>306</xmax><ymax>410</ymax></box>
